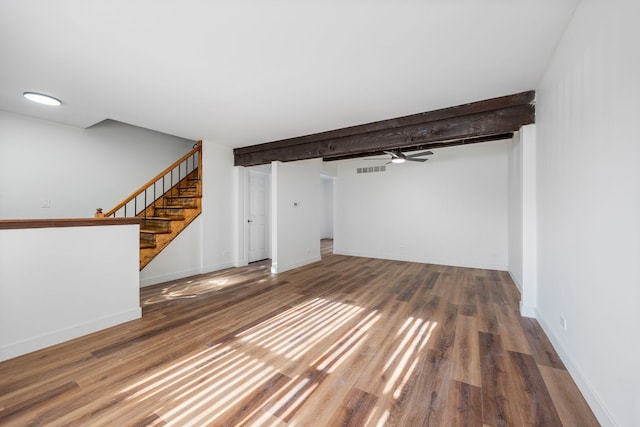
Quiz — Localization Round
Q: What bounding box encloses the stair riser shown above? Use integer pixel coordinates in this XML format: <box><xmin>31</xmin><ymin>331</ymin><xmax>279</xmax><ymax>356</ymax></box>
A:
<box><xmin>141</xmin><ymin>219</ymin><xmax>171</xmax><ymax>232</ymax></box>
<box><xmin>171</xmin><ymin>191</ymin><xmax>199</xmax><ymax>198</ymax></box>
<box><xmin>166</xmin><ymin>199</ymin><xmax>200</xmax><ymax>207</ymax></box>
<box><xmin>153</xmin><ymin>208</ymin><xmax>185</xmax><ymax>217</ymax></box>
<box><xmin>140</xmin><ymin>234</ymin><xmax>156</xmax><ymax>244</ymax></box>
<box><xmin>170</xmin><ymin>184</ymin><xmax>199</xmax><ymax>193</ymax></box>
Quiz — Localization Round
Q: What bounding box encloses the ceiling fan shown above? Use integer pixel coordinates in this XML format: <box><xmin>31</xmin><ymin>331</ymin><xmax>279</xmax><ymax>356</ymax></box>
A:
<box><xmin>365</xmin><ymin>149</ymin><xmax>434</xmax><ymax>165</ymax></box>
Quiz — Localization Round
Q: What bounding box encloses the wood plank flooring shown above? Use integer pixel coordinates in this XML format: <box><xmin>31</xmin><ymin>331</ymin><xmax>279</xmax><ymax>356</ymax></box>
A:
<box><xmin>0</xmin><ymin>240</ymin><xmax>599</xmax><ymax>426</ymax></box>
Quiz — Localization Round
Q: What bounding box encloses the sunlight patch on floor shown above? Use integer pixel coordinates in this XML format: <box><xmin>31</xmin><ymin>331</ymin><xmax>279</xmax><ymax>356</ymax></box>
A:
<box><xmin>143</xmin><ymin>269</ymin><xmax>273</xmax><ymax>305</ymax></box>
<box><xmin>117</xmin><ymin>295</ymin><xmax>438</xmax><ymax>425</ymax></box>
<box><xmin>238</xmin><ymin>297</ymin><xmax>364</xmax><ymax>361</ymax></box>
<box><xmin>315</xmin><ymin>310</ymin><xmax>380</xmax><ymax>372</ymax></box>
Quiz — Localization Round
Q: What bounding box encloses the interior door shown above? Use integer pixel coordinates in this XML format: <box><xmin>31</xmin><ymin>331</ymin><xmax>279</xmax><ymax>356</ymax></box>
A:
<box><xmin>248</xmin><ymin>170</ymin><xmax>269</xmax><ymax>262</ymax></box>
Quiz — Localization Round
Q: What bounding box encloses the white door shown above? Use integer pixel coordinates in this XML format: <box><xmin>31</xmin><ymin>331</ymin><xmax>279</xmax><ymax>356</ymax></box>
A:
<box><xmin>248</xmin><ymin>170</ymin><xmax>269</xmax><ymax>262</ymax></box>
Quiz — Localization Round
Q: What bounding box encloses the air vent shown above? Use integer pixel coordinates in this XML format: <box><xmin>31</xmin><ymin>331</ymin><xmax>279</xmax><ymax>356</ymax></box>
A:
<box><xmin>357</xmin><ymin>165</ymin><xmax>386</xmax><ymax>174</ymax></box>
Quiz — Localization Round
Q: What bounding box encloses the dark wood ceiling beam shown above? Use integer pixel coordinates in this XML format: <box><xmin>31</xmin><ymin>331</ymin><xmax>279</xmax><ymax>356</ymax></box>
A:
<box><xmin>323</xmin><ymin>133</ymin><xmax>515</xmax><ymax>162</ymax></box>
<box><xmin>234</xmin><ymin>91</ymin><xmax>534</xmax><ymax>166</ymax></box>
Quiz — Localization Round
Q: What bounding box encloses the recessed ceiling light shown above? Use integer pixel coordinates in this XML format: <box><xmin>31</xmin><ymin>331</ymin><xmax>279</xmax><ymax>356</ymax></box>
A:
<box><xmin>23</xmin><ymin>92</ymin><xmax>62</xmax><ymax>106</ymax></box>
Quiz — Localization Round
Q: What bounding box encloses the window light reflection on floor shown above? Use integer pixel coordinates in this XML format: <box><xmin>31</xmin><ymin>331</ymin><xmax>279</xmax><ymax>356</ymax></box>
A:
<box><xmin>143</xmin><ymin>268</ymin><xmax>273</xmax><ymax>305</ymax></box>
<box><xmin>238</xmin><ymin>297</ymin><xmax>364</xmax><ymax>361</ymax></box>
<box><xmin>119</xmin><ymin>293</ymin><xmax>438</xmax><ymax>425</ymax></box>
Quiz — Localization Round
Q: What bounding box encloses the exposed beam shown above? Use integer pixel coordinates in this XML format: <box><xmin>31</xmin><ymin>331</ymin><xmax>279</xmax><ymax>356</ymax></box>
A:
<box><xmin>323</xmin><ymin>133</ymin><xmax>515</xmax><ymax>162</ymax></box>
<box><xmin>234</xmin><ymin>91</ymin><xmax>534</xmax><ymax>166</ymax></box>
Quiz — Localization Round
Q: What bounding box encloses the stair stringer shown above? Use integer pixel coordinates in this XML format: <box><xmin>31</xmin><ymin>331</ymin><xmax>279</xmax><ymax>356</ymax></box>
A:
<box><xmin>138</xmin><ymin>170</ymin><xmax>202</xmax><ymax>270</ymax></box>
<box><xmin>139</xmin><ymin>201</ymin><xmax>201</xmax><ymax>270</ymax></box>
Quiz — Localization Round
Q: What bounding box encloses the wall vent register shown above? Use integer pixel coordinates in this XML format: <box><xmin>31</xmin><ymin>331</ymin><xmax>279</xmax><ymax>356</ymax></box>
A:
<box><xmin>357</xmin><ymin>166</ymin><xmax>386</xmax><ymax>174</ymax></box>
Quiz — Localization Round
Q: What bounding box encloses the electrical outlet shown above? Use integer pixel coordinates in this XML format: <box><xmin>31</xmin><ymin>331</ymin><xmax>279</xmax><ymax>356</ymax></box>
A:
<box><xmin>42</xmin><ymin>199</ymin><xmax>50</xmax><ymax>208</ymax></box>
<box><xmin>222</xmin><ymin>250</ymin><xmax>230</xmax><ymax>257</ymax></box>
<box><xmin>560</xmin><ymin>315</ymin><xmax>567</xmax><ymax>331</ymax></box>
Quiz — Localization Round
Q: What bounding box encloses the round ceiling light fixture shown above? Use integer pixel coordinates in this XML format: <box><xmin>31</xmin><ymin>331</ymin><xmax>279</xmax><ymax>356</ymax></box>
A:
<box><xmin>391</xmin><ymin>157</ymin><xmax>406</xmax><ymax>164</ymax></box>
<box><xmin>23</xmin><ymin>92</ymin><xmax>62</xmax><ymax>106</ymax></box>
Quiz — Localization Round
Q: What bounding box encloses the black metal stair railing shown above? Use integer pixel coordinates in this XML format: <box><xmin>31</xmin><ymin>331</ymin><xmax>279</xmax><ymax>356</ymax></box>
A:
<box><xmin>100</xmin><ymin>141</ymin><xmax>202</xmax><ymax>219</ymax></box>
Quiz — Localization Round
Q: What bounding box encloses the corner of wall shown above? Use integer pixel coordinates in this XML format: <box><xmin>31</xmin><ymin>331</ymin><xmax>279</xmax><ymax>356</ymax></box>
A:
<box><xmin>271</xmin><ymin>255</ymin><xmax>322</xmax><ymax>274</ymax></box>
<box><xmin>536</xmin><ymin>312</ymin><xmax>617</xmax><ymax>426</ymax></box>
<box><xmin>518</xmin><ymin>302</ymin><xmax>536</xmax><ymax>319</ymax></box>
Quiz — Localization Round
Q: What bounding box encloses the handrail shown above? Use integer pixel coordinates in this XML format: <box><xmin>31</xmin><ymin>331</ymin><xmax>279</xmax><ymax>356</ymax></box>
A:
<box><xmin>0</xmin><ymin>218</ymin><xmax>140</xmax><ymax>230</ymax></box>
<box><xmin>104</xmin><ymin>141</ymin><xmax>202</xmax><ymax>218</ymax></box>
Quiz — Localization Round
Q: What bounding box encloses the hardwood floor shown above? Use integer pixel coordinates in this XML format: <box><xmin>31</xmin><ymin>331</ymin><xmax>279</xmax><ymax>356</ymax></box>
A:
<box><xmin>0</xmin><ymin>240</ymin><xmax>599</xmax><ymax>426</ymax></box>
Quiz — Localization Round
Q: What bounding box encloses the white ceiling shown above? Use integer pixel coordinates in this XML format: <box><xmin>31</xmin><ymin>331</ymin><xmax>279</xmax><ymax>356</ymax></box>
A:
<box><xmin>0</xmin><ymin>1</ymin><xmax>579</xmax><ymax>148</ymax></box>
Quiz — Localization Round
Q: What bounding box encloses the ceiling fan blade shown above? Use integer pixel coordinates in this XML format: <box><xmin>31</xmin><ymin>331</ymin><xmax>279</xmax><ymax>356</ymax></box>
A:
<box><xmin>406</xmin><ymin>158</ymin><xmax>428</xmax><ymax>162</ymax></box>
<box><xmin>383</xmin><ymin>151</ymin><xmax>400</xmax><ymax>158</ymax></box>
<box><xmin>405</xmin><ymin>150</ymin><xmax>433</xmax><ymax>158</ymax></box>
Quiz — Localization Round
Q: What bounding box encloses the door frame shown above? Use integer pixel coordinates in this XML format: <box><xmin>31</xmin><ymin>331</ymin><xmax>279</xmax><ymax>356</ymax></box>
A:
<box><xmin>243</xmin><ymin>166</ymin><xmax>272</xmax><ymax>264</ymax></box>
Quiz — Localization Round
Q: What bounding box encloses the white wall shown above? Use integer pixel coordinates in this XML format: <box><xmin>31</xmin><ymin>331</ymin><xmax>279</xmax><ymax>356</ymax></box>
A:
<box><xmin>536</xmin><ymin>1</ymin><xmax>640</xmax><ymax>425</ymax></box>
<box><xmin>271</xmin><ymin>159</ymin><xmax>322</xmax><ymax>273</ymax></box>
<box><xmin>140</xmin><ymin>140</ymin><xmax>236</xmax><ymax>286</ymax></box>
<box><xmin>334</xmin><ymin>141</ymin><xmax>509</xmax><ymax>270</ymax></box>
<box><xmin>0</xmin><ymin>111</ymin><xmax>193</xmax><ymax>219</ymax></box>
<box><xmin>201</xmin><ymin>141</ymin><xmax>236</xmax><ymax>272</ymax></box>
<box><xmin>0</xmin><ymin>223</ymin><xmax>141</xmax><ymax>361</ymax></box>
<box><xmin>508</xmin><ymin>130</ymin><xmax>524</xmax><ymax>288</ymax></box>
<box><xmin>320</xmin><ymin>175</ymin><xmax>334</xmax><ymax>239</ymax></box>
<box><xmin>508</xmin><ymin>125</ymin><xmax>537</xmax><ymax>317</ymax></box>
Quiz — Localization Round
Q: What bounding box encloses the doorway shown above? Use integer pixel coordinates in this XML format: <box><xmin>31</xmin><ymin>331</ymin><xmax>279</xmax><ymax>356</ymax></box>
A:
<box><xmin>247</xmin><ymin>169</ymin><xmax>270</xmax><ymax>263</ymax></box>
<box><xmin>320</xmin><ymin>174</ymin><xmax>334</xmax><ymax>240</ymax></box>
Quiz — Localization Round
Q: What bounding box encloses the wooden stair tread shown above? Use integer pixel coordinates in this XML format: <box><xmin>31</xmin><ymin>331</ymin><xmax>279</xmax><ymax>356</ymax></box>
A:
<box><xmin>140</xmin><ymin>228</ymin><xmax>172</xmax><ymax>234</ymax></box>
<box><xmin>141</xmin><ymin>216</ymin><xmax>186</xmax><ymax>221</ymax></box>
<box><xmin>154</xmin><ymin>206</ymin><xmax>199</xmax><ymax>210</ymax></box>
<box><xmin>140</xmin><ymin>242</ymin><xmax>156</xmax><ymax>249</ymax></box>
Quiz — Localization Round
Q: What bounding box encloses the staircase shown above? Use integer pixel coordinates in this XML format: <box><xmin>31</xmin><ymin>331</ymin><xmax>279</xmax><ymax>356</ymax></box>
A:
<box><xmin>138</xmin><ymin>170</ymin><xmax>201</xmax><ymax>268</ymax></box>
<box><xmin>101</xmin><ymin>142</ymin><xmax>202</xmax><ymax>270</ymax></box>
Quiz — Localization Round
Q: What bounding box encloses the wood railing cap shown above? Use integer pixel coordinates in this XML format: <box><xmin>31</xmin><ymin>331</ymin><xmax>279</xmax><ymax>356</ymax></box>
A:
<box><xmin>0</xmin><ymin>218</ymin><xmax>141</xmax><ymax>230</ymax></box>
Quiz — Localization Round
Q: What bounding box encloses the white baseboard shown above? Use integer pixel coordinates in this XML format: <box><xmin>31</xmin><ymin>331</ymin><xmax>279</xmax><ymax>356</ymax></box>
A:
<box><xmin>0</xmin><ymin>307</ymin><xmax>141</xmax><ymax>362</ymax></box>
<box><xmin>518</xmin><ymin>302</ymin><xmax>537</xmax><ymax>318</ymax></box>
<box><xmin>508</xmin><ymin>270</ymin><xmax>523</xmax><ymax>293</ymax></box>
<box><xmin>202</xmin><ymin>261</ymin><xmax>235</xmax><ymax>275</ymax></box>
<box><xmin>139</xmin><ymin>268</ymin><xmax>204</xmax><ymax>287</ymax></box>
<box><xmin>536</xmin><ymin>312</ymin><xmax>617</xmax><ymax>427</ymax></box>
<box><xmin>333</xmin><ymin>248</ymin><xmax>508</xmax><ymax>271</ymax></box>
<box><xmin>271</xmin><ymin>256</ymin><xmax>321</xmax><ymax>274</ymax></box>
<box><xmin>139</xmin><ymin>262</ymin><xmax>235</xmax><ymax>287</ymax></box>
